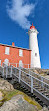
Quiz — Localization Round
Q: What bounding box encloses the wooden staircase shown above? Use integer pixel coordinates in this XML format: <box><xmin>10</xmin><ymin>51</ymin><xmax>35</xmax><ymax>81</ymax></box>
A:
<box><xmin>0</xmin><ymin>65</ymin><xmax>49</xmax><ymax>106</ymax></box>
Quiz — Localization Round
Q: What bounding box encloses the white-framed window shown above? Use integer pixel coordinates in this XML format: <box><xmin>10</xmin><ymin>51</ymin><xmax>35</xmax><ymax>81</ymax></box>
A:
<box><xmin>19</xmin><ymin>60</ymin><xmax>23</xmax><ymax>67</ymax></box>
<box><xmin>4</xmin><ymin>59</ymin><xmax>9</xmax><ymax>65</ymax></box>
<box><xmin>0</xmin><ymin>60</ymin><xmax>1</xmax><ymax>65</ymax></box>
<box><xmin>5</xmin><ymin>47</ymin><xmax>10</xmax><ymax>55</ymax></box>
<box><xmin>19</xmin><ymin>49</ymin><xmax>23</xmax><ymax>57</ymax></box>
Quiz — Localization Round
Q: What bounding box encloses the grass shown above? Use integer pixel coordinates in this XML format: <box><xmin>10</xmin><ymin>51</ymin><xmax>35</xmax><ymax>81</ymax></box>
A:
<box><xmin>0</xmin><ymin>89</ymin><xmax>42</xmax><ymax>110</ymax></box>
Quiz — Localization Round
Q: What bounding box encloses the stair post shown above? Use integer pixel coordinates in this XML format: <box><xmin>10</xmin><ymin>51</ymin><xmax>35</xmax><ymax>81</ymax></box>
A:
<box><xmin>41</xmin><ymin>76</ymin><xmax>43</xmax><ymax>88</ymax></box>
<box><xmin>3</xmin><ymin>67</ymin><xmax>4</xmax><ymax>77</ymax></box>
<box><xmin>31</xmin><ymin>76</ymin><xmax>33</xmax><ymax>93</ymax></box>
<box><xmin>19</xmin><ymin>68</ymin><xmax>21</xmax><ymax>83</ymax></box>
<box><xmin>10</xmin><ymin>66</ymin><xmax>12</xmax><ymax>77</ymax></box>
<box><xmin>16</xmin><ymin>63</ymin><xmax>17</xmax><ymax>67</ymax></box>
<box><xmin>6</xmin><ymin>66</ymin><xmax>8</xmax><ymax>78</ymax></box>
<box><xmin>29</xmin><ymin>69</ymin><xmax>30</xmax><ymax>74</ymax></box>
<box><xmin>28</xmin><ymin>64</ymin><xmax>29</xmax><ymax>69</ymax></box>
<box><xmin>29</xmin><ymin>69</ymin><xmax>30</xmax><ymax>79</ymax></box>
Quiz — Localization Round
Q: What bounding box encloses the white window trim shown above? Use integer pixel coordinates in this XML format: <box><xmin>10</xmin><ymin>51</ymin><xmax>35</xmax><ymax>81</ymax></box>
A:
<box><xmin>5</xmin><ymin>47</ymin><xmax>10</xmax><ymax>55</ymax></box>
<box><xmin>19</xmin><ymin>49</ymin><xmax>23</xmax><ymax>57</ymax></box>
<box><xmin>0</xmin><ymin>60</ymin><xmax>1</xmax><ymax>65</ymax></box>
<box><xmin>4</xmin><ymin>59</ymin><xmax>9</xmax><ymax>66</ymax></box>
<box><xmin>19</xmin><ymin>60</ymin><xmax>23</xmax><ymax>67</ymax></box>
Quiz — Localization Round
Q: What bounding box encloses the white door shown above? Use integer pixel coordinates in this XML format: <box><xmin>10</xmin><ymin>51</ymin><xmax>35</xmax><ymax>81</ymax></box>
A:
<box><xmin>0</xmin><ymin>60</ymin><xmax>1</xmax><ymax>65</ymax></box>
<box><xmin>4</xmin><ymin>59</ymin><xmax>9</xmax><ymax>66</ymax></box>
<box><xmin>19</xmin><ymin>60</ymin><xmax>23</xmax><ymax>67</ymax></box>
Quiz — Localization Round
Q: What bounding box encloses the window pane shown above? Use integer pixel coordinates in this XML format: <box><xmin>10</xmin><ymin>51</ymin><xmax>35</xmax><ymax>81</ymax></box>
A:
<box><xmin>4</xmin><ymin>59</ymin><xmax>9</xmax><ymax>65</ymax></box>
<box><xmin>19</xmin><ymin>60</ymin><xmax>23</xmax><ymax>67</ymax></box>
<box><xmin>19</xmin><ymin>49</ymin><xmax>23</xmax><ymax>56</ymax></box>
<box><xmin>5</xmin><ymin>47</ymin><xmax>10</xmax><ymax>55</ymax></box>
<box><xmin>0</xmin><ymin>60</ymin><xmax>1</xmax><ymax>65</ymax></box>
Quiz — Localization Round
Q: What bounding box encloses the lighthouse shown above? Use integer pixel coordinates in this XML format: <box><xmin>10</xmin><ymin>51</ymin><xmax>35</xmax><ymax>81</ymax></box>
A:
<box><xmin>28</xmin><ymin>24</ymin><xmax>41</xmax><ymax>68</ymax></box>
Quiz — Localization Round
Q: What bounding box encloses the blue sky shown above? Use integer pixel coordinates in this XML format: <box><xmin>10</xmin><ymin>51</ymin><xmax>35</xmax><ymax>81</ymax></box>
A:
<box><xmin>0</xmin><ymin>0</ymin><xmax>49</xmax><ymax>69</ymax></box>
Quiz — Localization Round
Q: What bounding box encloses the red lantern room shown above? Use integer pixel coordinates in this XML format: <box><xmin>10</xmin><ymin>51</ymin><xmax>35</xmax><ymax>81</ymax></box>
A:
<box><xmin>30</xmin><ymin>24</ymin><xmax>35</xmax><ymax>29</ymax></box>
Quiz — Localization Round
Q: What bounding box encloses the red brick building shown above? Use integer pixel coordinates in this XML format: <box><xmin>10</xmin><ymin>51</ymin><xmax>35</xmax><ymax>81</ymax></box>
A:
<box><xmin>0</xmin><ymin>42</ymin><xmax>31</xmax><ymax>68</ymax></box>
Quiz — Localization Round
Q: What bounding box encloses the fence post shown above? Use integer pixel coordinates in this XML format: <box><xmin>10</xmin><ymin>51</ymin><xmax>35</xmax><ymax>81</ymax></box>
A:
<box><xmin>6</xmin><ymin>66</ymin><xmax>8</xmax><ymax>78</ymax></box>
<box><xmin>3</xmin><ymin>67</ymin><xmax>4</xmax><ymax>77</ymax></box>
<box><xmin>29</xmin><ymin>69</ymin><xmax>30</xmax><ymax>74</ymax></box>
<box><xmin>29</xmin><ymin>69</ymin><xmax>30</xmax><ymax>79</ymax></box>
<box><xmin>10</xmin><ymin>66</ymin><xmax>12</xmax><ymax>77</ymax></box>
<box><xmin>28</xmin><ymin>64</ymin><xmax>29</xmax><ymax>69</ymax></box>
<box><xmin>16</xmin><ymin>63</ymin><xmax>17</xmax><ymax>67</ymax></box>
<box><xmin>19</xmin><ymin>68</ymin><xmax>21</xmax><ymax>83</ymax></box>
<box><xmin>31</xmin><ymin>76</ymin><xmax>33</xmax><ymax>93</ymax></box>
<box><xmin>41</xmin><ymin>76</ymin><xmax>43</xmax><ymax>88</ymax></box>
<box><xmin>9</xmin><ymin>63</ymin><xmax>10</xmax><ymax>66</ymax></box>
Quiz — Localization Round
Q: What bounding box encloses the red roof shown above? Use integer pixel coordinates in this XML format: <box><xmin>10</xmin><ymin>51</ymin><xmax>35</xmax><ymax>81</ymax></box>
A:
<box><xmin>30</xmin><ymin>24</ymin><xmax>35</xmax><ymax>29</ymax></box>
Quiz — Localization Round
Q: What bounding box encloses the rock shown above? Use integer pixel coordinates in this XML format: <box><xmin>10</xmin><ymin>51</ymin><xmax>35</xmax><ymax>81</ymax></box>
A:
<box><xmin>0</xmin><ymin>79</ymin><xmax>48</xmax><ymax>111</ymax></box>
<box><xmin>0</xmin><ymin>91</ymin><xmax>3</xmax><ymax>100</ymax></box>
<box><xmin>0</xmin><ymin>95</ymin><xmax>37</xmax><ymax>111</ymax></box>
<box><xmin>40</xmin><ymin>107</ymin><xmax>49</xmax><ymax>111</ymax></box>
<box><xmin>0</xmin><ymin>79</ymin><xmax>14</xmax><ymax>91</ymax></box>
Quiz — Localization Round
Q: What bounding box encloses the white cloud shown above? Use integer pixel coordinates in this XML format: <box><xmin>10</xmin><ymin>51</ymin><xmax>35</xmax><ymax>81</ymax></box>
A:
<box><xmin>7</xmin><ymin>0</ymin><xmax>36</xmax><ymax>29</ymax></box>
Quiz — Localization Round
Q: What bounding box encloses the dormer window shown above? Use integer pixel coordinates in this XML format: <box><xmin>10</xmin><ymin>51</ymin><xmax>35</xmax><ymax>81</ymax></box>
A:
<box><xmin>19</xmin><ymin>49</ymin><xmax>23</xmax><ymax>57</ymax></box>
<box><xmin>5</xmin><ymin>47</ymin><xmax>10</xmax><ymax>55</ymax></box>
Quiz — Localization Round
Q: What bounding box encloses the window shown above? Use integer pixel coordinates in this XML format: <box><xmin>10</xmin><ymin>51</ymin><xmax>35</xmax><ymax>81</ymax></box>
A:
<box><xmin>19</xmin><ymin>49</ymin><xmax>23</xmax><ymax>57</ymax></box>
<box><xmin>5</xmin><ymin>47</ymin><xmax>10</xmax><ymax>55</ymax></box>
<box><xmin>4</xmin><ymin>59</ymin><xmax>9</xmax><ymax>65</ymax></box>
<box><xmin>19</xmin><ymin>60</ymin><xmax>23</xmax><ymax>67</ymax></box>
<box><xmin>35</xmin><ymin>53</ymin><xmax>37</xmax><ymax>57</ymax></box>
<box><xmin>0</xmin><ymin>60</ymin><xmax>1</xmax><ymax>65</ymax></box>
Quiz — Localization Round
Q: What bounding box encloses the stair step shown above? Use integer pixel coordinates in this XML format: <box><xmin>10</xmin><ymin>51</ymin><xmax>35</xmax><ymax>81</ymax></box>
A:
<box><xmin>22</xmin><ymin>86</ymin><xmax>25</xmax><ymax>88</ymax></box>
<box><xmin>38</xmin><ymin>100</ymin><xmax>42</xmax><ymax>102</ymax></box>
<box><xmin>25</xmin><ymin>91</ymin><xmax>29</xmax><ymax>93</ymax></box>
<box><xmin>38</xmin><ymin>88</ymin><xmax>44</xmax><ymax>91</ymax></box>
<box><xmin>44</xmin><ymin>93</ymin><xmax>49</xmax><ymax>96</ymax></box>
<box><xmin>44</xmin><ymin>91</ymin><xmax>47</xmax><ymax>93</ymax></box>
<box><xmin>33</xmin><ymin>85</ymin><xmax>38</xmax><ymax>87</ymax></box>
<box><xmin>24</xmin><ymin>89</ymin><xmax>28</xmax><ymax>91</ymax></box>
<box><xmin>31</xmin><ymin>95</ymin><xmax>34</xmax><ymax>97</ymax></box>
<box><xmin>35</xmin><ymin>87</ymin><xmax>41</xmax><ymax>89</ymax></box>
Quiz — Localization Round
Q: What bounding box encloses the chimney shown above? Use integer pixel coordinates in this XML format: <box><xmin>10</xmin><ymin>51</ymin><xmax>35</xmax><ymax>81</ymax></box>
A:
<box><xmin>12</xmin><ymin>42</ymin><xmax>15</xmax><ymax>46</ymax></box>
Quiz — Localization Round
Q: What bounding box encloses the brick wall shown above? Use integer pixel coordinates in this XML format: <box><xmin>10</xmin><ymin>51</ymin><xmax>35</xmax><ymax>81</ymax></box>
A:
<box><xmin>0</xmin><ymin>44</ymin><xmax>31</xmax><ymax>68</ymax></box>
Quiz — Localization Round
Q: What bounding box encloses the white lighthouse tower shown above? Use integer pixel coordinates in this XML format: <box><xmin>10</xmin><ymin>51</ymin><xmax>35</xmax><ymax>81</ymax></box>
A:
<box><xmin>28</xmin><ymin>24</ymin><xmax>41</xmax><ymax>68</ymax></box>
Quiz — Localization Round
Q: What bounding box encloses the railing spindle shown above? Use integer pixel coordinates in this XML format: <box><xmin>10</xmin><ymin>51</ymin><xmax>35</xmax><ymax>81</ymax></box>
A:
<box><xmin>19</xmin><ymin>68</ymin><xmax>21</xmax><ymax>83</ymax></box>
<box><xmin>31</xmin><ymin>76</ymin><xmax>33</xmax><ymax>93</ymax></box>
